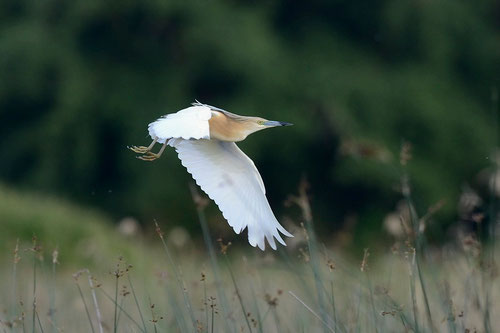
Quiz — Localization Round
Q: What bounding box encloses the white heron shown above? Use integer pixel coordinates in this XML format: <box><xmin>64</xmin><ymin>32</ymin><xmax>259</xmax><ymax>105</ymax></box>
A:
<box><xmin>129</xmin><ymin>101</ymin><xmax>293</xmax><ymax>250</ymax></box>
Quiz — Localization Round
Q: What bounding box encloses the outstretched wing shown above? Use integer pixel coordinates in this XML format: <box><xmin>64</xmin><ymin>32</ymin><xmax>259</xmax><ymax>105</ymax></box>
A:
<box><xmin>168</xmin><ymin>138</ymin><xmax>293</xmax><ymax>250</ymax></box>
<box><xmin>148</xmin><ymin>105</ymin><xmax>212</xmax><ymax>143</ymax></box>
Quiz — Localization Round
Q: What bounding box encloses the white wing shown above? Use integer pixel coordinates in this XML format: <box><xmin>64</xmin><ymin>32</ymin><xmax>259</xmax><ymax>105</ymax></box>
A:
<box><xmin>168</xmin><ymin>138</ymin><xmax>293</xmax><ymax>250</ymax></box>
<box><xmin>148</xmin><ymin>105</ymin><xmax>212</xmax><ymax>143</ymax></box>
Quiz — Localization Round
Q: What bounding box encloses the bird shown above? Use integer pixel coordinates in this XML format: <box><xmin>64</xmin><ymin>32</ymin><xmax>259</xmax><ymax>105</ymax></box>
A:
<box><xmin>129</xmin><ymin>101</ymin><xmax>294</xmax><ymax>250</ymax></box>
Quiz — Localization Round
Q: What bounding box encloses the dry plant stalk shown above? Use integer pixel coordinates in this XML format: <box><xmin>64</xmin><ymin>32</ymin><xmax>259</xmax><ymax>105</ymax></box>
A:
<box><xmin>286</xmin><ymin>177</ymin><xmax>313</xmax><ymax>224</ymax></box>
<box><xmin>400</xmin><ymin>141</ymin><xmax>412</xmax><ymax>166</ymax></box>
<box><xmin>73</xmin><ymin>269</ymin><xmax>104</xmax><ymax>333</ymax></box>
<box><xmin>360</xmin><ymin>248</ymin><xmax>370</xmax><ymax>272</ymax></box>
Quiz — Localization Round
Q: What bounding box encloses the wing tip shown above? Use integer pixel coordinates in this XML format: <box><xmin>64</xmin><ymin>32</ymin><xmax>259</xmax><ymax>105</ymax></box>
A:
<box><xmin>248</xmin><ymin>227</ymin><xmax>294</xmax><ymax>251</ymax></box>
<box><xmin>279</xmin><ymin>226</ymin><xmax>294</xmax><ymax>238</ymax></box>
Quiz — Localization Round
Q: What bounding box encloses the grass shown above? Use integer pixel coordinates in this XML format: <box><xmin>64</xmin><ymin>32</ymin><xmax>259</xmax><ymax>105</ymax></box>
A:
<box><xmin>0</xmin><ymin>150</ymin><xmax>499</xmax><ymax>332</ymax></box>
<box><xmin>0</xmin><ymin>184</ymin><xmax>154</xmax><ymax>270</ymax></box>
<box><xmin>0</xmin><ymin>230</ymin><xmax>498</xmax><ymax>332</ymax></box>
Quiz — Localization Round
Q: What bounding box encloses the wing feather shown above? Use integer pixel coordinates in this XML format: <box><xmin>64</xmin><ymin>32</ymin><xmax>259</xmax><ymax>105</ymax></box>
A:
<box><xmin>148</xmin><ymin>105</ymin><xmax>212</xmax><ymax>143</ymax></box>
<box><xmin>168</xmin><ymin>139</ymin><xmax>292</xmax><ymax>250</ymax></box>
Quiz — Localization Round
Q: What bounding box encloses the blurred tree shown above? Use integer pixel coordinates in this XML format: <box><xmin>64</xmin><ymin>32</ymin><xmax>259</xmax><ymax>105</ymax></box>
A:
<box><xmin>0</xmin><ymin>0</ymin><xmax>498</xmax><ymax>247</ymax></box>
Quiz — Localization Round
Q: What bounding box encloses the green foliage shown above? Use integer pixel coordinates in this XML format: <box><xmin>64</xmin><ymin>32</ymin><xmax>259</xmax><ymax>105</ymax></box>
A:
<box><xmin>0</xmin><ymin>0</ymin><xmax>498</xmax><ymax>244</ymax></box>
<box><xmin>0</xmin><ymin>183</ymin><xmax>149</xmax><ymax>268</ymax></box>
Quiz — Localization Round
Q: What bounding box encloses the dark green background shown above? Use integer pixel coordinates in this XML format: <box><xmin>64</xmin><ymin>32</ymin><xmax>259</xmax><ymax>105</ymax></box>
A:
<box><xmin>1</xmin><ymin>0</ymin><xmax>498</xmax><ymax>248</ymax></box>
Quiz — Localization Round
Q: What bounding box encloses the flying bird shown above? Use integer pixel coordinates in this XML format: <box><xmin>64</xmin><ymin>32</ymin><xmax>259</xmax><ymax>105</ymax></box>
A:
<box><xmin>129</xmin><ymin>101</ymin><xmax>293</xmax><ymax>250</ymax></box>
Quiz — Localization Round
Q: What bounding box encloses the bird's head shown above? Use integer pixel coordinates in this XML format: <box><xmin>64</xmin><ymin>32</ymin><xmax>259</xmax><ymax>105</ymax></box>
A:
<box><xmin>237</xmin><ymin>117</ymin><xmax>293</xmax><ymax>139</ymax></box>
<box><xmin>255</xmin><ymin>118</ymin><xmax>294</xmax><ymax>128</ymax></box>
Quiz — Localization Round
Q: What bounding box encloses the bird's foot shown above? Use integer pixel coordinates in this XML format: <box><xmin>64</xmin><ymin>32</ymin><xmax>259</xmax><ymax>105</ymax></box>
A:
<box><xmin>130</xmin><ymin>139</ymin><xmax>165</xmax><ymax>162</ymax></box>
<box><xmin>136</xmin><ymin>151</ymin><xmax>161</xmax><ymax>161</ymax></box>
<box><xmin>128</xmin><ymin>138</ymin><xmax>158</xmax><ymax>154</ymax></box>
<box><xmin>128</xmin><ymin>145</ymin><xmax>151</xmax><ymax>154</ymax></box>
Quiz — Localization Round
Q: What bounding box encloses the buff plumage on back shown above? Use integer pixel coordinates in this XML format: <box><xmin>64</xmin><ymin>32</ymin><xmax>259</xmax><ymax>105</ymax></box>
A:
<box><xmin>148</xmin><ymin>105</ymin><xmax>212</xmax><ymax>143</ymax></box>
<box><xmin>146</xmin><ymin>103</ymin><xmax>293</xmax><ymax>250</ymax></box>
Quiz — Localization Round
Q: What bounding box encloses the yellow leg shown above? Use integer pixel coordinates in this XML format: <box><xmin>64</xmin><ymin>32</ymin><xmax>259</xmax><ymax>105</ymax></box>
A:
<box><xmin>137</xmin><ymin>142</ymin><xmax>167</xmax><ymax>161</ymax></box>
<box><xmin>128</xmin><ymin>138</ymin><xmax>157</xmax><ymax>154</ymax></box>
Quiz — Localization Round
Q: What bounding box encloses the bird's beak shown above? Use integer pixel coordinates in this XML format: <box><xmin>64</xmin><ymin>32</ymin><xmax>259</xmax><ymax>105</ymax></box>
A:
<box><xmin>263</xmin><ymin>120</ymin><xmax>293</xmax><ymax>127</ymax></box>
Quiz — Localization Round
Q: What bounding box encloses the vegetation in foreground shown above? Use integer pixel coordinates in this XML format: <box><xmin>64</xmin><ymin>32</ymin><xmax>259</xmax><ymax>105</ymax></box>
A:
<box><xmin>0</xmin><ymin>173</ymin><xmax>498</xmax><ymax>333</ymax></box>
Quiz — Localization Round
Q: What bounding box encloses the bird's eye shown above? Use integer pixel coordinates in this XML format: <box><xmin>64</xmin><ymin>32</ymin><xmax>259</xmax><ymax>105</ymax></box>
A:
<box><xmin>258</xmin><ymin>120</ymin><xmax>265</xmax><ymax>125</ymax></box>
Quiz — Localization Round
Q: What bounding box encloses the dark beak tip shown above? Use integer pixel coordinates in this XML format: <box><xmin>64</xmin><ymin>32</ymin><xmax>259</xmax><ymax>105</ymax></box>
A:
<box><xmin>280</xmin><ymin>122</ymin><xmax>293</xmax><ymax>126</ymax></box>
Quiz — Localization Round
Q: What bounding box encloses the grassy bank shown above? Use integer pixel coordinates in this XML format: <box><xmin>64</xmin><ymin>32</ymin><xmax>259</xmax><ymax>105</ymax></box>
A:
<box><xmin>0</xmin><ymin>184</ymin><xmax>498</xmax><ymax>332</ymax></box>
